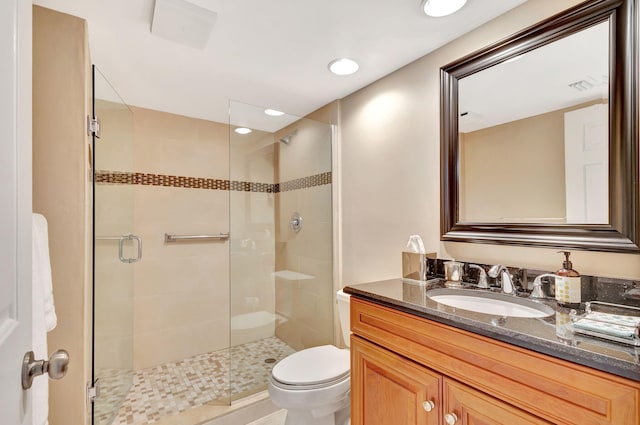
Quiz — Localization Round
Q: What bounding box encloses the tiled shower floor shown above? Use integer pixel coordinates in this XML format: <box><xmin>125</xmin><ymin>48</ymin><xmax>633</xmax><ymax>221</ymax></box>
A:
<box><xmin>95</xmin><ymin>337</ymin><xmax>295</xmax><ymax>425</ymax></box>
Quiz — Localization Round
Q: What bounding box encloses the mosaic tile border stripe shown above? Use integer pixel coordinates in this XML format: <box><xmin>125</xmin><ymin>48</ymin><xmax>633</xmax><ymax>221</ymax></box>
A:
<box><xmin>95</xmin><ymin>171</ymin><xmax>331</xmax><ymax>193</ymax></box>
<box><xmin>275</xmin><ymin>172</ymin><xmax>331</xmax><ymax>192</ymax></box>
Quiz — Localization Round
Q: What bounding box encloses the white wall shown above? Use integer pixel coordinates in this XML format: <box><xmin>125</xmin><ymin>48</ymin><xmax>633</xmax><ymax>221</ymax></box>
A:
<box><xmin>340</xmin><ymin>0</ymin><xmax>640</xmax><ymax>285</ymax></box>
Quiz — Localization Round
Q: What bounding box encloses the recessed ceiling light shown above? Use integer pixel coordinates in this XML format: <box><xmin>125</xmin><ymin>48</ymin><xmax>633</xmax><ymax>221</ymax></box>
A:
<box><xmin>328</xmin><ymin>58</ymin><xmax>359</xmax><ymax>76</ymax></box>
<box><xmin>422</xmin><ymin>0</ymin><xmax>467</xmax><ymax>17</ymax></box>
<box><xmin>264</xmin><ymin>109</ymin><xmax>285</xmax><ymax>117</ymax></box>
<box><xmin>234</xmin><ymin>127</ymin><xmax>252</xmax><ymax>134</ymax></box>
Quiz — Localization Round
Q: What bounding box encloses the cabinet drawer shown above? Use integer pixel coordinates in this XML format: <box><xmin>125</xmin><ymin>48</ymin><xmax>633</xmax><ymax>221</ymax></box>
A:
<box><xmin>351</xmin><ymin>298</ymin><xmax>640</xmax><ymax>425</ymax></box>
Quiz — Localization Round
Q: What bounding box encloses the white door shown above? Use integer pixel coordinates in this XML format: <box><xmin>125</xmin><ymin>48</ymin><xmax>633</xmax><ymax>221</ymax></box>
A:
<box><xmin>564</xmin><ymin>103</ymin><xmax>609</xmax><ymax>224</ymax></box>
<box><xmin>1</xmin><ymin>0</ymin><xmax>32</xmax><ymax>423</ymax></box>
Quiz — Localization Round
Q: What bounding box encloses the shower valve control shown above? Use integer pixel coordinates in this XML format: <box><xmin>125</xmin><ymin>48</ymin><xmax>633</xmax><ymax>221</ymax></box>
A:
<box><xmin>290</xmin><ymin>212</ymin><xmax>303</xmax><ymax>233</ymax></box>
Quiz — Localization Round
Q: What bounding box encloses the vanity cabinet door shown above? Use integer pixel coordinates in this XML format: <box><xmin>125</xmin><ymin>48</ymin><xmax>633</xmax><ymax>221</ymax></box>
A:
<box><xmin>443</xmin><ymin>378</ymin><xmax>552</xmax><ymax>425</ymax></box>
<box><xmin>351</xmin><ymin>336</ymin><xmax>441</xmax><ymax>425</ymax></box>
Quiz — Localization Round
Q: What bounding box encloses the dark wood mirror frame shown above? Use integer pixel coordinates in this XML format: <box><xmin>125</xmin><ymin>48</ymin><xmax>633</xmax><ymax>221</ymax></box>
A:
<box><xmin>440</xmin><ymin>0</ymin><xmax>639</xmax><ymax>253</ymax></box>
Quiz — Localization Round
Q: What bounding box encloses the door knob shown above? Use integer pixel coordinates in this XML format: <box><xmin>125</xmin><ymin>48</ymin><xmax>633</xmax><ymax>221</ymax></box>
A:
<box><xmin>22</xmin><ymin>349</ymin><xmax>69</xmax><ymax>390</ymax></box>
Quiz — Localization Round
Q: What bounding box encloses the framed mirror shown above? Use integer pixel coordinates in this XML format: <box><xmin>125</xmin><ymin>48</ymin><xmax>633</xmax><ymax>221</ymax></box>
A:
<box><xmin>440</xmin><ymin>0</ymin><xmax>639</xmax><ymax>253</ymax></box>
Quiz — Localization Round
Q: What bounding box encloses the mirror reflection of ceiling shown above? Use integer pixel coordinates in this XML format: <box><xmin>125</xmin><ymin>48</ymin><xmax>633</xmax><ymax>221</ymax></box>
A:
<box><xmin>459</xmin><ymin>21</ymin><xmax>609</xmax><ymax>133</ymax></box>
<box><xmin>34</xmin><ymin>0</ymin><xmax>526</xmax><ymax>128</ymax></box>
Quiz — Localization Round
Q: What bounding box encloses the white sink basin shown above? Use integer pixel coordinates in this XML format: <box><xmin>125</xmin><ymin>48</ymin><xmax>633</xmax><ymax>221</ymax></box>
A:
<box><xmin>426</xmin><ymin>288</ymin><xmax>554</xmax><ymax>318</ymax></box>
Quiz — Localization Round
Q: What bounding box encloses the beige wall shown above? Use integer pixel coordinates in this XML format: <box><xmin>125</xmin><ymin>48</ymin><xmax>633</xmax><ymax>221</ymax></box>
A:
<box><xmin>32</xmin><ymin>6</ymin><xmax>91</xmax><ymax>425</ymax></box>
<box><xmin>460</xmin><ymin>107</ymin><xmax>567</xmax><ymax>222</ymax></box>
<box><xmin>339</xmin><ymin>0</ymin><xmax>640</xmax><ymax>284</ymax></box>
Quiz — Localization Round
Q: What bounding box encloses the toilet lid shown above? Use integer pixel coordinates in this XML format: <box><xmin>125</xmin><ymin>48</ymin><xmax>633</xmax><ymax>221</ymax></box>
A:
<box><xmin>272</xmin><ymin>345</ymin><xmax>350</xmax><ymax>386</ymax></box>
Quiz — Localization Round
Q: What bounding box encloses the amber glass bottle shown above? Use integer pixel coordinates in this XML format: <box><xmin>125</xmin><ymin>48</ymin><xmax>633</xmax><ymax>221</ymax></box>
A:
<box><xmin>554</xmin><ymin>251</ymin><xmax>581</xmax><ymax>308</ymax></box>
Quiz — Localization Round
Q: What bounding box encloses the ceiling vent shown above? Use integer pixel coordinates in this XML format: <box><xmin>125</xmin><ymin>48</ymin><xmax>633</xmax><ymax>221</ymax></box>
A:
<box><xmin>151</xmin><ymin>0</ymin><xmax>217</xmax><ymax>49</ymax></box>
<box><xmin>568</xmin><ymin>75</ymin><xmax>608</xmax><ymax>92</ymax></box>
<box><xmin>568</xmin><ymin>79</ymin><xmax>595</xmax><ymax>92</ymax></box>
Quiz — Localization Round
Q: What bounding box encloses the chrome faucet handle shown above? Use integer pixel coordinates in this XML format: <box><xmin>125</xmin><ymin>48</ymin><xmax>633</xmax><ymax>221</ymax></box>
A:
<box><xmin>469</xmin><ymin>264</ymin><xmax>489</xmax><ymax>289</ymax></box>
<box><xmin>530</xmin><ymin>273</ymin><xmax>556</xmax><ymax>299</ymax></box>
<box><xmin>488</xmin><ymin>265</ymin><xmax>515</xmax><ymax>295</ymax></box>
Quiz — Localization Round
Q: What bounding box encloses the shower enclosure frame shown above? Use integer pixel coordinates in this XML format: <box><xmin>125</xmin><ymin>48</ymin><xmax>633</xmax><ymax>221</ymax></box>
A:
<box><xmin>89</xmin><ymin>88</ymin><xmax>340</xmax><ymax>424</ymax></box>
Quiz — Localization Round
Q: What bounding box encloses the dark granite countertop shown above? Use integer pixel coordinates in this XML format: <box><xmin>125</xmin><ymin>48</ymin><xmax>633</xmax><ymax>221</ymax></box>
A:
<box><xmin>344</xmin><ymin>278</ymin><xmax>640</xmax><ymax>382</ymax></box>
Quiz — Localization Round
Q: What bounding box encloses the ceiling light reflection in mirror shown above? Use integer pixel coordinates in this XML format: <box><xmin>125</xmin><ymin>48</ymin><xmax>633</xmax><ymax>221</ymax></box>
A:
<box><xmin>422</xmin><ymin>0</ymin><xmax>467</xmax><ymax>17</ymax></box>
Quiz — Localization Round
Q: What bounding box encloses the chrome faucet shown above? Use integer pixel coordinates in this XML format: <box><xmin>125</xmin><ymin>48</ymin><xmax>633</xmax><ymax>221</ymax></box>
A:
<box><xmin>529</xmin><ymin>273</ymin><xmax>556</xmax><ymax>299</ymax></box>
<box><xmin>488</xmin><ymin>264</ymin><xmax>515</xmax><ymax>295</ymax></box>
<box><xmin>469</xmin><ymin>264</ymin><xmax>489</xmax><ymax>289</ymax></box>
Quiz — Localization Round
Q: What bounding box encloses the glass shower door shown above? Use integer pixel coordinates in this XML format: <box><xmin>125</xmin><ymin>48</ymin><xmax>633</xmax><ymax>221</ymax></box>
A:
<box><xmin>91</xmin><ymin>66</ymin><xmax>137</xmax><ymax>425</ymax></box>
<box><xmin>228</xmin><ymin>101</ymin><xmax>334</xmax><ymax>401</ymax></box>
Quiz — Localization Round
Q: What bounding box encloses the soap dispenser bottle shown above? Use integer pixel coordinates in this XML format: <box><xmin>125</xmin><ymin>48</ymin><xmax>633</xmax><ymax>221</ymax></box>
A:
<box><xmin>554</xmin><ymin>251</ymin><xmax>581</xmax><ymax>308</ymax></box>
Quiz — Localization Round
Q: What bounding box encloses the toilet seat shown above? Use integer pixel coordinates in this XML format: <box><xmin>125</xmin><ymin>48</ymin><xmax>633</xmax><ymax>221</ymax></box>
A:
<box><xmin>271</xmin><ymin>345</ymin><xmax>350</xmax><ymax>389</ymax></box>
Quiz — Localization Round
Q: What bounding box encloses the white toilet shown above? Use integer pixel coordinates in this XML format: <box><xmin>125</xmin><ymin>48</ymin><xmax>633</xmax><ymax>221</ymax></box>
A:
<box><xmin>268</xmin><ymin>289</ymin><xmax>351</xmax><ymax>425</ymax></box>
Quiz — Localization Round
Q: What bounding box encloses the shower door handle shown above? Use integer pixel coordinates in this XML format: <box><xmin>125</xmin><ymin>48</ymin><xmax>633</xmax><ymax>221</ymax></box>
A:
<box><xmin>118</xmin><ymin>234</ymin><xmax>142</xmax><ymax>263</ymax></box>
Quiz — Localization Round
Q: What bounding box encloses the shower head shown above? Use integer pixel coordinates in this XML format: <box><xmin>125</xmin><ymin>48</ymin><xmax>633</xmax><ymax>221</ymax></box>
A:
<box><xmin>279</xmin><ymin>130</ymin><xmax>297</xmax><ymax>145</ymax></box>
<box><xmin>279</xmin><ymin>135</ymin><xmax>292</xmax><ymax>145</ymax></box>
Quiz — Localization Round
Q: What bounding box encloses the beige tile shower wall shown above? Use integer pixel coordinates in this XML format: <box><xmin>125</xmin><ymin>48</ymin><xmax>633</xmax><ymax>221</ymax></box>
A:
<box><xmin>229</xmin><ymin>131</ymin><xmax>276</xmax><ymax>346</ymax></box>
<box><xmin>275</xmin><ymin>186</ymin><xmax>333</xmax><ymax>350</ymax></box>
<box><xmin>274</xmin><ymin>119</ymin><xmax>333</xmax><ymax>351</ymax></box>
<box><xmin>32</xmin><ymin>6</ymin><xmax>91</xmax><ymax>425</ymax></box>
<box><xmin>94</xmin><ymin>99</ymin><xmax>134</xmax><ymax>171</ymax></box>
<box><xmin>133</xmin><ymin>106</ymin><xmax>228</xmax><ymax>179</ymax></box>
<box><xmin>129</xmin><ymin>107</ymin><xmax>230</xmax><ymax>369</ymax></box>
<box><xmin>339</xmin><ymin>0</ymin><xmax>640</xmax><ymax>284</ymax></box>
<box><xmin>276</xmin><ymin>120</ymin><xmax>333</xmax><ymax>182</ymax></box>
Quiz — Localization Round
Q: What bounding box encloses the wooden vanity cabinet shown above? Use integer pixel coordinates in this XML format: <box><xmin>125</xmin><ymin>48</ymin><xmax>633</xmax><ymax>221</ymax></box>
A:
<box><xmin>350</xmin><ymin>298</ymin><xmax>640</xmax><ymax>425</ymax></box>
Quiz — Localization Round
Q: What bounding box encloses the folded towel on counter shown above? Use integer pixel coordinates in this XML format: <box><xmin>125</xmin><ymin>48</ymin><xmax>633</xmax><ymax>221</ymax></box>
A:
<box><xmin>584</xmin><ymin>311</ymin><xmax>640</xmax><ymax>328</ymax></box>
<box><xmin>572</xmin><ymin>318</ymin><xmax>637</xmax><ymax>341</ymax></box>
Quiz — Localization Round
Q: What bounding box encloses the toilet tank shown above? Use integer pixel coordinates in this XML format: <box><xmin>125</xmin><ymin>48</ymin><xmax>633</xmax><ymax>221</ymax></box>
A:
<box><xmin>336</xmin><ymin>289</ymin><xmax>351</xmax><ymax>347</ymax></box>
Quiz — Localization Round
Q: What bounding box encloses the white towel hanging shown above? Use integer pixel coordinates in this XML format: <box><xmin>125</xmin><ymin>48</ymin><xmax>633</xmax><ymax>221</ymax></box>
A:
<box><xmin>32</xmin><ymin>213</ymin><xmax>57</xmax><ymax>425</ymax></box>
<box><xmin>32</xmin><ymin>213</ymin><xmax>56</xmax><ymax>331</ymax></box>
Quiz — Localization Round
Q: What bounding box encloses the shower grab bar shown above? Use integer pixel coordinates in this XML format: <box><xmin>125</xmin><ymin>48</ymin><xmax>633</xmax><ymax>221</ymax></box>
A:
<box><xmin>96</xmin><ymin>234</ymin><xmax>142</xmax><ymax>263</ymax></box>
<box><xmin>164</xmin><ymin>232</ymin><xmax>230</xmax><ymax>243</ymax></box>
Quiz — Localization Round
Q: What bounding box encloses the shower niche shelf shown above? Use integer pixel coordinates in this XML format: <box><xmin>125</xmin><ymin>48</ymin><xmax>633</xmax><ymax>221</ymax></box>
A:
<box><xmin>272</xmin><ymin>270</ymin><xmax>314</xmax><ymax>281</ymax></box>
